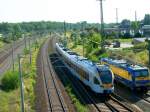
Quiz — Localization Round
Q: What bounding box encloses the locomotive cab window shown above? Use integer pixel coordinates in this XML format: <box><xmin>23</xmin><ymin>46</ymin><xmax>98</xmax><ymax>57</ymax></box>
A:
<box><xmin>94</xmin><ymin>77</ymin><xmax>100</xmax><ymax>85</ymax></box>
<box><xmin>134</xmin><ymin>70</ymin><xmax>149</xmax><ymax>77</ymax></box>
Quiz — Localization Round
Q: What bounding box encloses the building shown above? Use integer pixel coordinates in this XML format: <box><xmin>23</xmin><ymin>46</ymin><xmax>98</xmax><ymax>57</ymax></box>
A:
<box><xmin>132</xmin><ymin>37</ymin><xmax>150</xmax><ymax>44</ymax></box>
<box><xmin>142</xmin><ymin>25</ymin><xmax>150</xmax><ymax>37</ymax></box>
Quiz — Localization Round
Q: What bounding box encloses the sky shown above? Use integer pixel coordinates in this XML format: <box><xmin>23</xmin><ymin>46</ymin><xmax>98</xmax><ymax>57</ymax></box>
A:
<box><xmin>0</xmin><ymin>0</ymin><xmax>149</xmax><ymax>23</ymax></box>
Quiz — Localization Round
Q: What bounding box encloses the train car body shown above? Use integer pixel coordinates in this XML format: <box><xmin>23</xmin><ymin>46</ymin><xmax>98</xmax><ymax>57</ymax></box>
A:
<box><xmin>101</xmin><ymin>58</ymin><xmax>150</xmax><ymax>92</ymax></box>
<box><xmin>55</xmin><ymin>43</ymin><xmax>114</xmax><ymax>94</ymax></box>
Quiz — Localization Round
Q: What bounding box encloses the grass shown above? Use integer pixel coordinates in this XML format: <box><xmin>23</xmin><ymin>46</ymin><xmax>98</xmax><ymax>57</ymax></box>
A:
<box><xmin>107</xmin><ymin>38</ymin><xmax>133</xmax><ymax>43</ymax></box>
<box><xmin>0</xmin><ymin>40</ymin><xmax>5</xmax><ymax>48</ymax></box>
<box><xmin>55</xmin><ymin>67</ymin><xmax>89</xmax><ymax>112</ymax></box>
<box><xmin>0</xmin><ymin>37</ymin><xmax>45</xmax><ymax>112</ymax></box>
<box><xmin>108</xmin><ymin>48</ymin><xmax>148</xmax><ymax>66</ymax></box>
<box><xmin>118</xmin><ymin>38</ymin><xmax>133</xmax><ymax>43</ymax></box>
<box><xmin>0</xmin><ymin>89</ymin><xmax>20</xmax><ymax>112</ymax></box>
<box><xmin>66</xmin><ymin>84</ymin><xmax>89</xmax><ymax>112</ymax></box>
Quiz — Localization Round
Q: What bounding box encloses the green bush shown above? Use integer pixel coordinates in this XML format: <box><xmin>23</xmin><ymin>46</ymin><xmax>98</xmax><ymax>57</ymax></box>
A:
<box><xmin>1</xmin><ymin>71</ymin><xmax>19</xmax><ymax>91</ymax></box>
<box><xmin>99</xmin><ymin>52</ymin><xmax>109</xmax><ymax>59</ymax></box>
<box><xmin>133</xmin><ymin>42</ymin><xmax>147</xmax><ymax>49</ymax></box>
<box><xmin>24</xmin><ymin>48</ymin><xmax>29</xmax><ymax>55</ymax></box>
<box><xmin>133</xmin><ymin>42</ymin><xmax>147</xmax><ymax>52</ymax></box>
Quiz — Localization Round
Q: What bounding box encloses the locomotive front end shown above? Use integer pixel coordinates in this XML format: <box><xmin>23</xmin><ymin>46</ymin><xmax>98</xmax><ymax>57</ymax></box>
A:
<box><xmin>97</xmin><ymin>65</ymin><xmax>114</xmax><ymax>94</ymax></box>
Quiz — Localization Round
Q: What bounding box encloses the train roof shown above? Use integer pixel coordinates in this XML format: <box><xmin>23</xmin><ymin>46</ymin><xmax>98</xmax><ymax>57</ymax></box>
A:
<box><xmin>57</xmin><ymin>43</ymin><xmax>110</xmax><ymax>73</ymax></box>
<box><xmin>96</xmin><ymin>64</ymin><xmax>110</xmax><ymax>71</ymax></box>
<box><xmin>101</xmin><ymin>58</ymin><xmax>148</xmax><ymax>71</ymax></box>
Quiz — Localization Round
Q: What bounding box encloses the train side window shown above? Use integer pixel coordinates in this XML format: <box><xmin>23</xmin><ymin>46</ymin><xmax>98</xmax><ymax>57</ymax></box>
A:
<box><xmin>94</xmin><ymin>77</ymin><xmax>100</xmax><ymax>85</ymax></box>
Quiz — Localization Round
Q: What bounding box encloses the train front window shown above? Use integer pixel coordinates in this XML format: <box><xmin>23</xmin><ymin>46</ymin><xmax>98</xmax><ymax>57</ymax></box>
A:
<box><xmin>134</xmin><ymin>70</ymin><xmax>149</xmax><ymax>77</ymax></box>
<box><xmin>98</xmin><ymin>70</ymin><xmax>112</xmax><ymax>84</ymax></box>
<box><xmin>94</xmin><ymin>77</ymin><xmax>100</xmax><ymax>85</ymax></box>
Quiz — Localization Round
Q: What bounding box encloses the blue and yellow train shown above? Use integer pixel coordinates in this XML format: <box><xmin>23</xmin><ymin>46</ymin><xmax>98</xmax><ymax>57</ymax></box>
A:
<box><xmin>101</xmin><ymin>58</ymin><xmax>150</xmax><ymax>92</ymax></box>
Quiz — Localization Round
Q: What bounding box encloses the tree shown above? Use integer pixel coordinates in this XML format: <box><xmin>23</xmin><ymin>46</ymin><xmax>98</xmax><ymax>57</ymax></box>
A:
<box><xmin>131</xmin><ymin>21</ymin><xmax>140</xmax><ymax>37</ymax></box>
<box><xmin>120</xmin><ymin>19</ymin><xmax>131</xmax><ymax>28</ymax></box>
<box><xmin>143</xmin><ymin>14</ymin><xmax>150</xmax><ymax>25</ymax></box>
<box><xmin>12</xmin><ymin>24</ymin><xmax>22</xmax><ymax>40</ymax></box>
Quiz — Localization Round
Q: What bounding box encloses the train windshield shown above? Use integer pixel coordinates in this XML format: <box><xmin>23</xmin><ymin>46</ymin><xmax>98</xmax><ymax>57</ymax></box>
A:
<box><xmin>98</xmin><ymin>70</ymin><xmax>112</xmax><ymax>84</ymax></box>
<box><xmin>134</xmin><ymin>70</ymin><xmax>149</xmax><ymax>77</ymax></box>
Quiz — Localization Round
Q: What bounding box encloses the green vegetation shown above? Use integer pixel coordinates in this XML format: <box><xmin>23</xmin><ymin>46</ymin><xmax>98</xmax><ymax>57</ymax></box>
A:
<box><xmin>1</xmin><ymin>71</ymin><xmax>19</xmax><ymax>92</ymax></box>
<box><xmin>68</xmin><ymin>29</ymin><xmax>149</xmax><ymax>66</ymax></box>
<box><xmin>22</xmin><ymin>46</ymin><xmax>40</xmax><ymax>111</ymax></box>
<box><xmin>0</xmin><ymin>40</ymin><xmax>4</xmax><ymax>48</ymax></box>
<box><xmin>0</xmin><ymin>37</ymin><xmax>45</xmax><ymax>112</ymax></box>
<box><xmin>108</xmin><ymin>48</ymin><xmax>148</xmax><ymax>66</ymax></box>
<box><xmin>68</xmin><ymin>29</ymin><xmax>107</xmax><ymax>62</ymax></box>
<box><xmin>56</xmin><ymin>68</ymin><xmax>89</xmax><ymax>112</ymax></box>
<box><xmin>23</xmin><ymin>48</ymin><xmax>30</xmax><ymax>55</ymax></box>
<box><xmin>113</xmin><ymin>38</ymin><xmax>132</xmax><ymax>43</ymax></box>
<box><xmin>66</xmin><ymin>85</ymin><xmax>89</xmax><ymax>112</ymax></box>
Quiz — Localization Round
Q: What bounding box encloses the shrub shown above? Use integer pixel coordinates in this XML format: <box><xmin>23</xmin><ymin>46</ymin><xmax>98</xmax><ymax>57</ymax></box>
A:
<box><xmin>99</xmin><ymin>52</ymin><xmax>109</xmax><ymax>59</ymax></box>
<box><xmin>89</xmin><ymin>55</ymin><xmax>99</xmax><ymax>62</ymax></box>
<box><xmin>133</xmin><ymin>42</ymin><xmax>147</xmax><ymax>52</ymax></box>
<box><xmin>24</xmin><ymin>48</ymin><xmax>29</xmax><ymax>55</ymax></box>
<box><xmin>1</xmin><ymin>71</ymin><xmax>19</xmax><ymax>91</ymax></box>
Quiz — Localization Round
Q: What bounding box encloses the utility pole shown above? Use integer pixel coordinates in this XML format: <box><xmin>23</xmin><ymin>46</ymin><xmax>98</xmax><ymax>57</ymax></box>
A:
<box><xmin>64</xmin><ymin>21</ymin><xmax>67</xmax><ymax>37</ymax></box>
<box><xmin>11</xmin><ymin>36</ymin><xmax>15</xmax><ymax>71</ymax></box>
<box><xmin>116</xmin><ymin>8</ymin><xmax>118</xmax><ymax>24</ymax></box>
<box><xmin>134</xmin><ymin>11</ymin><xmax>138</xmax><ymax>35</ymax></box>
<box><xmin>135</xmin><ymin>11</ymin><xmax>137</xmax><ymax>22</ymax></box>
<box><xmin>116</xmin><ymin>8</ymin><xmax>119</xmax><ymax>38</ymax></box>
<box><xmin>29</xmin><ymin>38</ymin><xmax>32</xmax><ymax>64</ymax></box>
<box><xmin>23</xmin><ymin>34</ymin><xmax>27</xmax><ymax>49</ymax></box>
<box><xmin>64</xmin><ymin>21</ymin><xmax>67</xmax><ymax>47</ymax></box>
<box><xmin>81</xmin><ymin>22</ymin><xmax>85</xmax><ymax>56</ymax></box>
<box><xmin>97</xmin><ymin>0</ymin><xmax>105</xmax><ymax>48</ymax></box>
<box><xmin>18</xmin><ymin>54</ymin><xmax>25</xmax><ymax>112</ymax></box>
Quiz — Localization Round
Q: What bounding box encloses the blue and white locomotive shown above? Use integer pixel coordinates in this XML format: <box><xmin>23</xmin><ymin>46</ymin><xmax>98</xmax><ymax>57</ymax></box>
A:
<box><xmin>101</xmin><ymin>58</ymin><xmax>150</xmax><ymax>92</ymax></box>
<box><xmin>56</xmin><ymin>43</ymin><xmax>114</xmax><ymax>94</ymax></box>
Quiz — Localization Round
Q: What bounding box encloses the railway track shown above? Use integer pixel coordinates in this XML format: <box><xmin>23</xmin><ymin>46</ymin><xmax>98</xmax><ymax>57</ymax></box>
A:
<box><xmin>49</xmin><ymin>53</ymin><xmax>135</xmax><ymax>112</ymax></box>
<box><xmin>0</xmin><ymin>39</ymin><xmax>24</xmax><ymax>64</ymax></box>
<box><xmin>105</xmin><ymin>96</ymin><xmax>133</xmax><ymax>112</ymax></box>
<box><xmin>137</xmin><ymin>93</ymin><xmax>150</xmax><ymax>104</ymax></box>
<box><xmin>39</xmin><ymin>40</ymin><xmax>68</xmax><ymax>112</ymax></box>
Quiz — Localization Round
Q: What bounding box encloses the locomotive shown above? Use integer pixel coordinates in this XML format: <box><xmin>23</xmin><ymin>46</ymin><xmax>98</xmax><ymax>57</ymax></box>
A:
<box><xmin>101</xmin><ymin>58</ymin><xmax>150</xmax><ymax>92</ymax></box>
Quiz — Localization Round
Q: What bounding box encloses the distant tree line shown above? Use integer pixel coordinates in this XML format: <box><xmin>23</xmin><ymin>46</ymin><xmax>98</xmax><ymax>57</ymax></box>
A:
<box><xmin>0</xmin><ymin>14</ymin><xmax>150</xmax><ymax>42</ymax></box>
<box><xmin>0</xmin><ymin>21</ymin><xmax>83</xmax><ymax>41</ymax></box>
